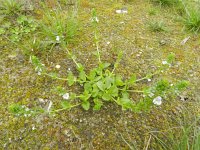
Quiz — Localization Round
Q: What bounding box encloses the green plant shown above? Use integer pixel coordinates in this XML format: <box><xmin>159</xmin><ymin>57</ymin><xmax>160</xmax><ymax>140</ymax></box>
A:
<box><xmin>0</xmin><ymin>0</ymin><xmax>23</xmax><ymax>16</ymax></box>
<box><xmin>151</xmin><ymin>0</ymin><xmax>181</xmax><ymax>6</ymax></box>
<box><xmin>148</xmin><ymin>20</ymin><xmax>167</xmax><ymax>32</ymax></box>
<box><xmin>8</xmin><ymin>9</ymin><xmax>188</xmax><ymax>116</ymax></box>
<box><xmin>148</xmin><ymin>8</ymin><xmax>157</xmax><ymax>16</ymax></box>
<box><xmin>183</xmin><ymin>7</ymin><xmax>200</xmax><ymax>32</ymax></box>
<box><xmin>9</xmin><ymin>15</ymin><xmax>37</xmax><ymax>42</ymax></box>
<box><xmin>39</xmin><ymin>7</ymin><xmax>78</xmax><ymax>46</ymax></box>
<box><xmin>8</xmin><ymin>103</ymin><xmax>44</xmax><ymax>117</ymax></box>
<box><xmin>150</xmin><ymin>116</ymin><xmax>200</xmax><ymax>150</ymax></box>
<box><xmin>25</xmin><ymin>9</ymin><xmax>187</xmax><ymax>115</ymax></box>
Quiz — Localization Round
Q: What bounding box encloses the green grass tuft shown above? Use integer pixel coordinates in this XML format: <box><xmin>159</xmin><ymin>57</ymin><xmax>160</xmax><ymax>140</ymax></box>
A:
<box><xmin>183</xmin><ymin>8</ymin><xmax>200</xmax><ymax>33</ymax></box>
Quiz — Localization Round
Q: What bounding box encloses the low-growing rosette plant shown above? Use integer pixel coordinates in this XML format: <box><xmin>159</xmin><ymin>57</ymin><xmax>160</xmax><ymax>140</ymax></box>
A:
<box><xmin>9</xmin><ymin>9</ymin><xmax>189</xmax><ymax>116</ymax></box>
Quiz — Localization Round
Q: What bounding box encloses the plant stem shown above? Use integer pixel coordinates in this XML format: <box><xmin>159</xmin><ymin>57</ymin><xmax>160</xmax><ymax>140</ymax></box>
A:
<box><xmin>51</xmin><ymin>103</ymin><xmax>80</xmax><ymax>113</ymax></box>
<box><xmin>95</xmin><ymin>30</ymin><xmax>101</xmax><ymax>63</ymax></box>
<box><xmin>43</xmin><ymin>73</ymin><xmax>68</xmax><ymax>81</ymax></box>
<box><xmin>66</xmin><ymin>48</ymin><xmax>80</xmax><ymax>68</ymax></box>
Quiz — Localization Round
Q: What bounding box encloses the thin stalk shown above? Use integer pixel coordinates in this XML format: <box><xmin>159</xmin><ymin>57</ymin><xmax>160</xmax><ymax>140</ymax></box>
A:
<box><xmin>94</xmin><ymin>29</ymin><xmax>101</xmax><ymax>63</ymax></box>
<box><xmin>118</xmin><ymin>88</ymin><xmax>143</xmax><ymax>93</ymax></box>
<box><xmin>136</xmin><ymin>70</ymin><xmax>160</xmax><ymax>82</ymax></box>
<box><xmin>51</xmin><ymin>103</ymin><xmax>80</xmax><ymax>113</ymax></box>
<box><xmin>126</xmin><ymin>89</ymin><xmax>144</xmax><ymax>93</ymax></box>
<box><xmin>43</xmin><ymin>73</ymin><xmax>68</xmax><ymax>81</ymax></box>
<box><xmin>66</xmin><ymin>48</ymin><xmax>80</xmax><ymax>68</ymax></box>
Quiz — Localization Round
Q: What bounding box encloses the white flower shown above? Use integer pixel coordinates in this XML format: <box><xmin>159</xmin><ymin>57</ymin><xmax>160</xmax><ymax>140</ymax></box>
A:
<box><xmin>153</xmin><ymin>96</ymin><xmax>162</xmax><ymax>105</ymax></box>
<box><xmin>63</xmin><ymin>93</ymin><xmax>70</xmax><ymax>100</ymax></box>
<box><xmin>162</xmin><ymin>60</ymin><xmax>168</xmax><ymax>65</ymax></box>
<box><xmin>116</xmin><ymin>9</ymin><xmax>128</xmax><ymax>14</ymax></box>
<box><xmin>116</xmin><ymin>10</ymin><xmax>122</xmax><ymax>14</ymax></box>
<box><xmin>55</xmin><ymin>65</ymin><xmax>61</xmax><ymax>69</ymax></box>
<box><xmin>92</xmin><ymin>17</ymin><xmax>99</xmax><ymax>23</ymax></box>
<box><xmin>147</xmin><ymin>79</ymin><xmax>151</xmax><ymax>82</ymax></box>
<box><xmin>32</xmin><ymin>126</ymin><xmax>36</xmax><ymax>130</ymax></box>
<box><xmin>56</xmin><ymin>36</ymin><xmax>60</xmax><ymax>41</ymax></box>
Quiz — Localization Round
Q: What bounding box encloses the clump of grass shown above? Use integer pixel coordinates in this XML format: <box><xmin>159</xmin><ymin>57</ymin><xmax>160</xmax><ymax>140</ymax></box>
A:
<box><xmin>154</xmin><ymin>117</ymin><xmax>200</xmax><ymax>150</ymax></box>
<box><xmin>0</xmin><ymin>0</ymin><xmax>23</xmax><ymax>16</ymax></box>
<box><xmin>151</xmin><ymin>0</ymin><xmax>181</xmax><ymax>6</ymax></box>
<box><xmin>183</xmin><ymin>8</ymin><xmax>200</xmax><ymax>33</ymax></box>
<box><xmin>148</xmin><ymin>20</ymin><xmax>166</xmax><ymax>32</ymax></box>
<box><xmin>39</xmin><ymin>7</ymin><xmax>78</xmax><ymax>45</ymax></box>
<box><xmin>148</xmin><ymin>8</ymin><xmax>157</xmax><ymax>16</ymax></box>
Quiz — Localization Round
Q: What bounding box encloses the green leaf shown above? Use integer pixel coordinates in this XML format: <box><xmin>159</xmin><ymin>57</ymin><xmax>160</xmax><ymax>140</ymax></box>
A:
<box><xmin>94</xmin><ymin>76</ymin><xmax>102</xmax><ymax>82</ymax></box>
<box><xmin>102</xmin><ymin>93</ymin><xmax>112</xmax><ymax>101</ymax></box>
<box><xmin>61</xmin><ymin>101</ymin><xmax>71</xmax><ymax>110</ymax></box>
<box><xmin>79</xmin><ymin>71</ymin><xmax>86</xmax><ymax>82</ymax></box>
<box><xmin>93</xmin><ymin>99</ymin><xmax>103</xmax><ymax>111</ymax></box>
<box><xmin>67</xmin><ymin>72</ymin><xmax>76</xmax><ymax>86</ymax></box>
<box><xmin>128</xmin><ymin>74</ymin><xmax>136</xmax><ymax>85</ymax></box>
<box><xmin>8</xmin><ymin>104</ymin><xmax>25</xmax><ymax>115</ymax></box>
<box><xmin>88</xmin><ymin>69</ymin><xmax>96</xmax><ymax>80</ymax></box>
<box><xmin>96</xmin><ymin>67</ymin><xmax>102</xmax><ymax>75</ymax></box>
<box><xmin>77</xmin><ymin>63</ymin><xmax>84</xmax><ymax>72</ymax></box>
<box><xmin>84</xmin><ymin>82</ymin><xmax>93</xmax><ymax>92</ymax></box>
<box><xmin>175</xmin><ymin>80</ymin><xmax>189</xmax><ymax>91</ymax></box>
<box><xmin>30</xmin><ymin>55</ymin><xmax>45</xmax><ymax>72</ymax></box>
<box><xmin>0</xmin><ymin>28</ymin><xmax>5</xmax><ymax>35</ymax></box>
<box><xmin>167</xmin><ymin>52</ymin><xmax>175</xmax><ymax>64</ymax></box>
<box><xmin>116</xmin><ymin>93</ymin><xmax>133</xmax><ymax>110</ymax></box>
<box><xmin>115</xmin><ymin>75</ymin><xmax>124</xmax><ymax>86</ymax></box>
<box><xmin>155</xmin><ymin>79</ymin><xmax>170</xmax><ymax>93</ymax></box>
<box><xmin>101</xmin><ymin>62</ymin><xmax>110</xmax><ymax>69</ymax></box>
<box><xmin>96</xmin><ymin>80</ymin><xmax>105</xmax><ymax>91</ymax></box>
<box><xmin>82</xmin><ymin>101</ymin><xmax>90</xmax><ymax>110</ymax></box>
<box><xmin>143</xmin><ymin>87</ymin><xmax>151</xmax><ymax>96</ymax></box>
<box><xmin>108</xmin><ymin>85</ymin><xmax>118</xmax><ymax>97</ymax></box>
<box><xmin>105</xmin><ymin>76</ymin><xmax>114</xmax><ymax>89</ymax></box>
<box><xmin>91</xmin><ymin>84</ymin><xmax>99</xmax><ymax>97</ymax></box>
<box><xmin>79</xmin><ymin>92</ymin><xmax>91</xmax><ymax>101</ymax></box>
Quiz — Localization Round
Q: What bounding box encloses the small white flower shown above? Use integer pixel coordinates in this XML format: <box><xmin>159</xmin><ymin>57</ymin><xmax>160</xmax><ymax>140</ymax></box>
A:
<box><xmin>116</xmin><ymin>10</ymin><xmax>122</xmax><ymax>14</ymax></box>
<box><xmin>68</xmin><ymin>68</ymin><xmax>71</xmax><ymax>71</ymax></box>
<box><xmin>106</xmin><ymin>41</ymin><xmax>110</xmax><ymax>45</ymax></box>
<box><xmin>56</xmin><ymin>36</ymin><xmax>60</xmax><ymax>41</ymax></box>
<box><xmin>32</xmin><ymin>126</ymin><xmax>36</xmax><ymax>130</ymax></box>
<box><xmin>153</xmin><ymin>96</ymin><xmax>162</xmax><ymax>105</ymax></box>
<box><xmin>37</xmin><ymin>72</ymin><xmax>41</xmax><ymax>75</ymax></box>
<box><xmin>38</xmin><ymin>98</ymin><xmax>45</xmax><ymax>103</ymax></box>
<box><xmin>55</xmin><ymin>65</ymin><xmax>61</xmax><ymax>69</ymax></box>
<box><xmin>116</xmin><ymin>9</ymin><xmax>128</xmax><ymax>14</ymax></box>
<box><xmin>162</xmin><ymin>60</ymin><xmax>168</xmax><ymax>65</ymax></box>
<box><xmin>63</xmin><ymin>93</ymin><xmax>70</xmax><ymax>100</ymax></box>
<box><xmin>92</xmin><ymin>17</ymin><xmax>99</xmax><ymax>23</ymax></box>
<box><xmin>147</xmin><ymin>78</ymin><xmax>151</xmax><ymax>82</ymax></box>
